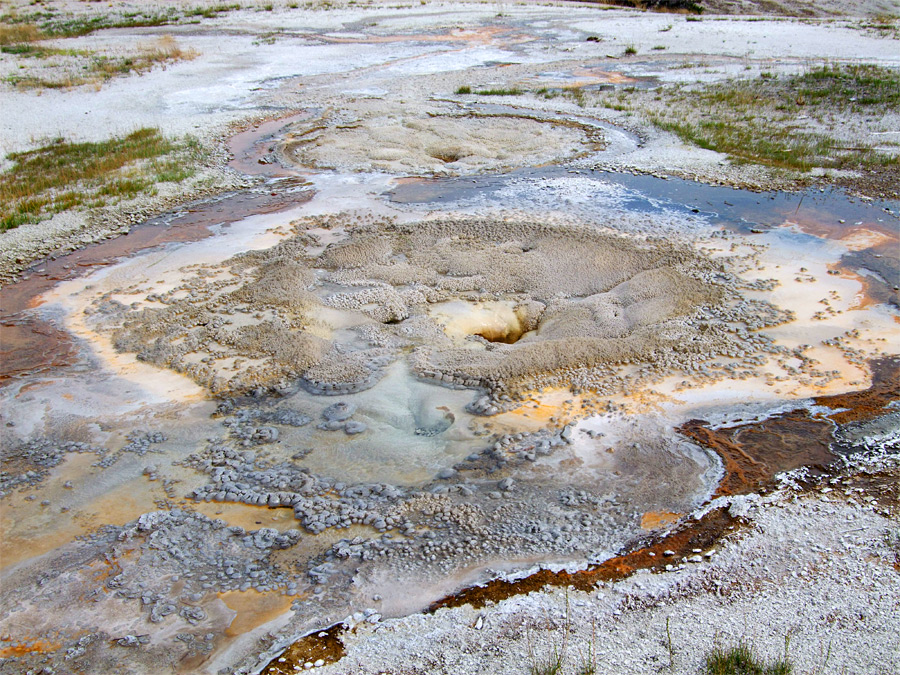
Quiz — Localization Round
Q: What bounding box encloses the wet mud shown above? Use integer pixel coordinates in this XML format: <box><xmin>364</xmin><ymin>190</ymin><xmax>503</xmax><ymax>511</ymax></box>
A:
<box><xmin>837</xmin><ymin>241</ymin><xmax>900</xmax><ymax>309</ymax></box>
<box><xmin>227</xmin><ymin>113</ymin><xmax>311</xmax><ymax>177</ymax></box>
<box><xmin>0</xmin><ymin>315</ymin><xmax>77</xmax><ymax>385</ymax></box>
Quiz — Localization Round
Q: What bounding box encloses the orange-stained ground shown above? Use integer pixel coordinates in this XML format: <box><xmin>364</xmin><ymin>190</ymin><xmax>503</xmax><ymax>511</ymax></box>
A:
<box><xmin>219</xmin><ymin>590</ymin><xmax>297</xmax><ymax>638</ymax></box>
<box><xmin>640</xmin><ymin>511</ymin><xmax>682</xmax><ymax>531</ymax></box>
<box><xmin>0</xmin><ymin>639</ymin><xmax>62</xmax><ymax>658</ymax></box>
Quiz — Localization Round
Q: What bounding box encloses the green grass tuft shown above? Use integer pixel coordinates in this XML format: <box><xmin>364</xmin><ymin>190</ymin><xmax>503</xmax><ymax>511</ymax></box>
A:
<box><xmin>705</xmin><ymin>641</ymin><xmax>793</xmax><ymax>675</ymax></box>
<box><xmin>473</xmin><ymin>87</ymin><xmax>524</xmax><ymax>96</ymax></box>
<box><xmin>455</xmin><ymin>85</ymin><xmax>523</xmax><ymax>96</ymax></box>
<box><xmin>184</xmin><ymin>3</ymin><xmax>242</xmax><ymax>19</ymax></box>
<box><xmin>529</xmin><ymin>647</ymin><xmax>565</xmax><ymax>675</ymax></box>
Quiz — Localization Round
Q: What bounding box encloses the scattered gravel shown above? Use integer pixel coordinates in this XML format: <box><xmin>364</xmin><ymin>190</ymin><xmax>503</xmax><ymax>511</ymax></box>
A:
<box><xmin>306</xmin><ymin>452</ymin><xmax>900</xmax><ymax>675</ymax></box>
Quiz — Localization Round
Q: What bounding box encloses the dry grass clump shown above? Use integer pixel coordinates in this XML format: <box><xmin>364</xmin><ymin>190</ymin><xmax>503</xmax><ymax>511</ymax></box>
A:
<box><xmin>0</xmin><ymin>23</ymin><xmax>44</xmax><ymax>45</ymax></box>
<box><xmin>0</xmin><ymin>128</ymin><xmax>201</xmax><ymax>231</ymax></box>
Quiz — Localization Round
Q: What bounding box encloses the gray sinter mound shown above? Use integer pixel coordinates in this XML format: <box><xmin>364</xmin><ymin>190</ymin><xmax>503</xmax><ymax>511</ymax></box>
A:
<box><xmin>103</xmin><ymin>215</ymin><xmax>790</xmax><ymax>402</ymax></box>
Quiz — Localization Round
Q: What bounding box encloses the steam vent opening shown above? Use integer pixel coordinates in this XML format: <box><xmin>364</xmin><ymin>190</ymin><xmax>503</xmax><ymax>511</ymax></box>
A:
<box><xmin>429</xmin><ymin>300</ymin><xmax>532</xmax><ymax>346</ymax></box>
<box><xmin>475</xmin><ymin>324</ymin><xmax>524</xmax><ymax>344</ymax></box>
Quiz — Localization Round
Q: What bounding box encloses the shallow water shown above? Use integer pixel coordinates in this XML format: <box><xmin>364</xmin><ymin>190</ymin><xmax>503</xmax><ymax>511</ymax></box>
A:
<box><xmin>390</xmin><ymin>163</ymin><xmax>898</xmax><ymax>236</ymax></box>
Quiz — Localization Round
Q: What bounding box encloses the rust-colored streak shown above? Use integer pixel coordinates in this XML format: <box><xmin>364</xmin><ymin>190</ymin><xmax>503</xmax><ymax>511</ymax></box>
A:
<box><xmin>680</xmin><ymin>411</ymin><xmax>835</xmax><ymax>498</ymax></box>
<box><xmin>428</xmin><ymin>508</ymin><xmax>735</xmax><ymax>613</ymax></box>
<box><xmin>227</xmin><ymin>112</ymin><xmax>309</xmax><ymax>176</ymax></box>
<box><xmin>0</xmin><ymin>316</ymin><xmax>77</xmax><ymax>385</ymax></box>
<box><xmin>261</xmin><ymin>622</ymin><xmax>346</xmax><ymax>674</ymax></box>
<box><xmin>814</xmin><ymin>356</ymin><xmax>900</xmax><ymax>424</ymax></box>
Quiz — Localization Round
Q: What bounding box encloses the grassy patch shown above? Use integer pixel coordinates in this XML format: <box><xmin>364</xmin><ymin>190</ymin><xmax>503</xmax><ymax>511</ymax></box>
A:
<box><xmin>39</xmin><ymin>11</ymin><xmax>179</xmax><ymax>39</ymax></box>
<box><xmin>535</xmin><ymin>86</ymin><xmax>589</xmax><ymax>107</ymax></box>
<box><xmin>793</xmin><ymin>64</ymin><xmax>900</xmax><ymax>108</ymax></box>
<box><xmin>650</xmin><ymin>115</ymin><xmax>842</xmax><ymax>171</ymax></box>
<box><xmin>455</xmin><ymin>86</ymin><xmax>523</xmax><ymax>96</ymax></box>
<box><xmin>649</xmin><ymin>64</ymin><xmax>900</xmax><ymax>171</ymax></box>
<box><xmin>184</xmin><ymin>3</ymin><xmax>243</xmax><ymax>20</ymax></box>
<box><xmin>856</xmin><ymin>13</ymin><xmax>899</xmax><ymax>37</ymax></box>
<box><xmin>0</xmin><ymin>128</ymin><xmax>202</xmax><ymax>232</ymax></box>
<box><xmin>0</xmin><ymin>43</ymin><xmax>81</xmax><ymax>58</ymax></box>
<box><xmin>0</xmin><ymin>3</ymin><xmax>241</xmax><ymax>44</ymax></box>
<box><xmin>6</xmin><ymin>36</ymin><xmax>197</xmax><ymax>89</ymax></box>
<box><xmin>705</xmin><ymin>641</ymin><xmax>793</xmax><ymax>675</ymax></box>
<box><xmin>475</xmin><ymin>87</ymin><xmax>524</xmax><ymax>96</ymax></box>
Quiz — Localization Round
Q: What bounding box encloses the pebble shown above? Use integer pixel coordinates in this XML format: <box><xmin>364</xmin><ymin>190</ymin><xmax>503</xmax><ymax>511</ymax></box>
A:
<box><xmin>322</xmin><ymin>402</ymin><xmax>356</xmax><ymax>422</ymax></box>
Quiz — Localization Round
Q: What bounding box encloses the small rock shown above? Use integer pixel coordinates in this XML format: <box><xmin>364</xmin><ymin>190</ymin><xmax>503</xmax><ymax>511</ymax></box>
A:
<box><xmin>344</xmin><ymin>421</ymin><xmax>367</xmax><ymax>435</ymax></box>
